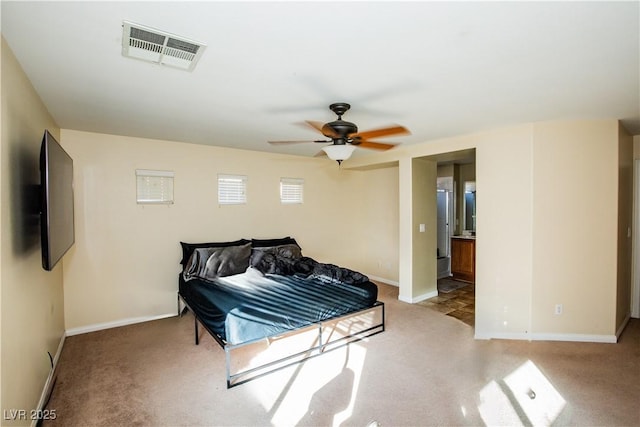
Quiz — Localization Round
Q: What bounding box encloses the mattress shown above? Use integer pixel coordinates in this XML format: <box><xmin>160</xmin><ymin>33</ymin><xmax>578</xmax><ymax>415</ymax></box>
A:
<box><xmin>179</xmin><ymin>268</ymin><xmax>378</xmax><ymax>345</ymax></box>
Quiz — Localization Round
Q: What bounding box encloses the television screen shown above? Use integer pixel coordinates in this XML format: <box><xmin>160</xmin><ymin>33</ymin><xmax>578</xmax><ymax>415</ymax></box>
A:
<box><xmin>40</xmin><ymin>130</ymin><xmax>75</xmax><ymax>271</ymax></box>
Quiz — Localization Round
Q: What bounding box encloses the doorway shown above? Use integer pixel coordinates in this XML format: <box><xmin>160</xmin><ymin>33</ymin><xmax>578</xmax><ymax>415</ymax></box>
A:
<box><xmin>421</xmin><ymin>149</ymin><xmax>477</xmax><ymax>326</ymax></box>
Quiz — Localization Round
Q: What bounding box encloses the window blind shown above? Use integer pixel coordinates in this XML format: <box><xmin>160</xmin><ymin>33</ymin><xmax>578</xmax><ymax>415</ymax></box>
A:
<box><xmin>280</xmin><ymin>177</ymin><xmax>304</xmax><ymax>204</ymax></box>
<box><xmin>136</xmin><ymin>169</ymin><xmax>174</xmax><ymax>204</ymax></box>
<box><xmin>218</xmin><ymin>174</ymin><xmax>247</xmax><ymax>205</ymax></box>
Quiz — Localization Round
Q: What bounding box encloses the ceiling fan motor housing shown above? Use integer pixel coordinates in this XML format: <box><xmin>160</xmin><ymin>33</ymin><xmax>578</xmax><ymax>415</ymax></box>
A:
<box><xmin>324</xmin><ymin>102</ymin><xmax>358</xmax><ymax>144</ymax></box>
<box><xmin>323</xmin><ymin>120</ymin><xmax>358</xmax><ymax>142</ymax></box>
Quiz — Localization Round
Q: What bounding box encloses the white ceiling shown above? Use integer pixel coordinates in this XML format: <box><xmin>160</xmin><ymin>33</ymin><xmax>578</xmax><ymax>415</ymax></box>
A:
<box><xmin>2</xmin><ymin>1</ymin><xmax>639</xmax><ymax>160</ymax></box>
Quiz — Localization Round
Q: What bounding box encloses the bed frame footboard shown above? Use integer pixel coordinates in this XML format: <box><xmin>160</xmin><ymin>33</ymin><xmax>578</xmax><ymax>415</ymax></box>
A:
<box><xmin>177</xmin><ymin>292</ymin><xmax>385</xmax><ymax>388</ymax></box>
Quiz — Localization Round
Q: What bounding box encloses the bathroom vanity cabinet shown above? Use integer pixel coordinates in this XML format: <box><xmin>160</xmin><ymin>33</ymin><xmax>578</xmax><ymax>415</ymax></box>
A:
<box><xmin>451</xmin><ymin>237</ymin><xmax>475</xmax><ymax>283</ymax></box>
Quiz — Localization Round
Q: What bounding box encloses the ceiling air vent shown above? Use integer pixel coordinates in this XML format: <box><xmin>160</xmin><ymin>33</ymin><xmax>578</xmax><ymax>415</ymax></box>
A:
<box><xmin>122</xmin><ymin>21</ymin><xmax>206</xmax><ymax>71</ymax></box>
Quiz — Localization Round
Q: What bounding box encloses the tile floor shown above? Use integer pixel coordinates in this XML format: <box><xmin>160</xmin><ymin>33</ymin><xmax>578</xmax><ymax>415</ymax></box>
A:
<box><xmin>418</xmin><ymin>279</ymin><xmax>475</xmax><ymax>327</ymax></box>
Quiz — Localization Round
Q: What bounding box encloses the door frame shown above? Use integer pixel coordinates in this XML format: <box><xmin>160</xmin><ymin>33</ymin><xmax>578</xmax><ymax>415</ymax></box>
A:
<box><xmin>632</xmin><ymin>159</ymin><xmax>639</xmax><ymax>318</ymax></box>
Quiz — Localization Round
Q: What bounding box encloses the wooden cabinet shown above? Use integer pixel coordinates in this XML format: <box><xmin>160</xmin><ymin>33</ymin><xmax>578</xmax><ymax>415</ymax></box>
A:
<box><xmin>451</xmin><ymin>237</ymin><xmax>475</xmax><ymax>283</ymax></box>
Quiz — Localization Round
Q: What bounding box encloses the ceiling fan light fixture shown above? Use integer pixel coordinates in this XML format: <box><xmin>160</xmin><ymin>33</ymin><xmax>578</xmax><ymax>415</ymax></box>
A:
<box><xmin>322</xmin><ymin>144</ymin><xmax>356</xmax><ymax>164</ymax></box>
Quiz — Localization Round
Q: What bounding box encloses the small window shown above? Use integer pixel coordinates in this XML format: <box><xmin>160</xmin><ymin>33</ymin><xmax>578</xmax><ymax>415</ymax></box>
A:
<box><xmin>218</xmin><ymin>174</ymin><xmax>247</xmax><ymax>205</ymax></box>
<box><xmin>280</xmin><ymin>177</ymin><xmax>304</xmax><ymax>204</ymax></box>
<box><xmin>136</xmin><ymin>169</ymin><xmax>174</xmax><ymax>204</ymax></box>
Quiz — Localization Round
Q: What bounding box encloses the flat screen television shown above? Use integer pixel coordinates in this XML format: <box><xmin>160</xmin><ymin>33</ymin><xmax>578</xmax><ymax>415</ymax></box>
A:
<box><xmin>40</xmin><ymin>130</ymin><xmax>75</xmax><ymax>271</ymax></box>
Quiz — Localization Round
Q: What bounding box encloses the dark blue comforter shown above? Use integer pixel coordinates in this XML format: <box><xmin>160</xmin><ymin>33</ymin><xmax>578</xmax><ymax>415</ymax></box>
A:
<box><xmin>179</xmin><ymin>268</ymin><xmax>378</xmax><ymax>345</ymax></box>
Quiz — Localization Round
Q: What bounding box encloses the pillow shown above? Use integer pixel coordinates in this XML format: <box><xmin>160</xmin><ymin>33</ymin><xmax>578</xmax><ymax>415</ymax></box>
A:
<box><xmin>251</xmin><ymin>244</ymin><xmax>302</xmax><ymax>262</ymax></box>
<box><xmin>251</xmin><ymin>237</ymin><xmax>300</xmax><ymax>249</ymax></box>
<box><xmin>309</xmin><ymin>262</ymin><xmax>369</xmax><ymax>285</ymax></box>
<box><xmin>183</xmin><ymin>243</ymin><xmax>251</xmax><ymax>281</ymax></box>
<box><xmin>291</xmin><ymin>256</ymin><xmax>318</xmax><ymax>277</ymax></box>
<box><xmin>249</xmin><ymin>244</ymin><xmax>303</xmax><ymax>275</ymax></box>
<box><xmin>179</xmin><ymin>239</ymin><xmax>250</xmax><ymax>265</ymax></box>
<box><xmin>250</xmin><ymin>251</ymin><xmax>297</xmax><ymax>275</ymax></box>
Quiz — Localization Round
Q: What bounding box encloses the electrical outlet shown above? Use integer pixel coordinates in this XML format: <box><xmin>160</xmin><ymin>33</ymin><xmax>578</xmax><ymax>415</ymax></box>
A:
<box><xmin>555</xmin><ymin>304</ymin><xmax>563</xmax><ymax>315</ymax></box>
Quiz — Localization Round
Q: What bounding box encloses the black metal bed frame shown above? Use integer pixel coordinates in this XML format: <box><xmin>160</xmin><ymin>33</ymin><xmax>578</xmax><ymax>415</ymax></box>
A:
<box><xmin>178</xmin><ymin>292</ymin><xmax>385</xmax><ymax>388</ymax></box>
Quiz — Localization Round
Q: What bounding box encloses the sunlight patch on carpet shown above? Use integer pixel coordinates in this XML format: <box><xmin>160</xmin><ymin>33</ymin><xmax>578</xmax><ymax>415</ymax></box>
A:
<box><xmin>245</xmin><ymin>343</ymin><xmax>367</xmax><ymax>426</ymax></box>
<box><xmin>241</xmin><ymin>318</ymin><xmax>371</xmax><ymax>427</ymax></box>
<box><xmin>478</xmin><ymin>360</ymin><xmax>566</xmax><ymax>426</ymax></box>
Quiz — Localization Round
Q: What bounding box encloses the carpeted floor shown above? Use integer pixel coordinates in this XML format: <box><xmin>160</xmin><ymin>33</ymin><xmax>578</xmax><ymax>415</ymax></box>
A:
<box><xmin>43</xmin><ymin>283</ymin><xmax>639</xmax><ymax>427</ymax></box>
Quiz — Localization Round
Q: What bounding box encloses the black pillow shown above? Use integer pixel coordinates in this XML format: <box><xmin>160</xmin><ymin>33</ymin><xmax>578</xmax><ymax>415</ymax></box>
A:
<box><xmin>309</xmin><ymin>262</ymin><xmax>369</xmax><ymax>285</ymax></box>
<box><xmin>250</xmin><ymin>244</ymin><xmax>302</xmax><ymax>262</ymax></box>
<box><xmin>251</xmin><ymin>237</ymin><xmax>300</xmax><ymax>249</ymax></box>
<box><xmin>292</xmin><ymin>256</ymin><xmax>318</xmax><ymax>276</ymax></box>
<box><xmin>250</xmin><ymin>252</ymin><xmax>298</xmax><ymax>275</ymax></box>
<box><xmin>183</xmin><ymin>243</ymin><xmax>252</xmax><ymax>280</ymax></box>
<box><xmin>249</xmin><ymin>243</ymin><xmax>303</xmax><ymax>274</ymax></box>
<box><xmin>180</xmin><ymin>239</ymin><xmax>250</xmax><ymax>265</ymax></box>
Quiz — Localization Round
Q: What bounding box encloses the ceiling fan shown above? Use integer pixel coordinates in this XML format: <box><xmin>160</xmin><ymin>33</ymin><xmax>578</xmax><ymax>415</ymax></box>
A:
<box><xmin>268</xmin><ymin>103</ymin><xmax>410</xmax><ymax>165</ymax></box>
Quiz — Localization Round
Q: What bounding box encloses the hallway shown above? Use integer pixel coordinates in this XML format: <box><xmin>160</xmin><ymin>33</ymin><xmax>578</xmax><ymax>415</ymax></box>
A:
<box><xmin>418</xmin><ymin>278</ymin><xmax>475</xmax><ymax>327</ymax></box>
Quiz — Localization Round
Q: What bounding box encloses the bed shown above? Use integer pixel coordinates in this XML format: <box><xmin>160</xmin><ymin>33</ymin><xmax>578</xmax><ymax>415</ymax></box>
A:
<box><xmin>177</xmin><ymin>237</ymin><xmax>385</xmax><ymax>387</ymax></box>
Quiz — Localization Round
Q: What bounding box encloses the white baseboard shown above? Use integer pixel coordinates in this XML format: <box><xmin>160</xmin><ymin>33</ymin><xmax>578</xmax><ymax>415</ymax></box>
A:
<box><xmin>399</xmin><ymin>290</ymin><xmax>438</xmax><ymax>304</ymax></box>
<box><xmin>474</xmin><ymin>331</ymin><xmax>617</xmax><ymax>343</ymax></box>
<box><xmin>366</xmin><ymin>274</ymin><xmax>399</xmax><ymax>287</ymax></box>
<box><xmin>66</xmin><ymin>312</ymin><xmax>177</xmax><ymax>337</ymax></box>
<box><xmin>33</xmin><ymin>332</ymin><xmax>66</xmax><ymax>427</ymax></box>
<box><xmin>529</xmin><ymin>333</ymin><xmax>617</xmax><ymax>343</ymax></box>
<box><xmin>364</xmin><ymin>274</ymin><xmax>440</xmax><ymax>303</ymax></box>
<box><xmin>524</xmin><ymin>316</ymin><xmax>631</xmax><ymax>343</ymax></box>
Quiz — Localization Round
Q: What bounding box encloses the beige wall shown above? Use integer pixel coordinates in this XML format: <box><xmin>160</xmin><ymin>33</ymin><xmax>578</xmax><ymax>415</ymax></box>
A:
<box><xmin>60</xmin><ymin>130</ymin><xmax>399</xmax><ymax>331</ymax></box>
<box><xmin>356</xmin><ymin>164</ymin><xmax>400</xmax><ymax>283</ymax></box>
<box><xmin>474</xmin><ymin>126</ymin><xmax>534</xmax><ymax>337</ymax></box>
<box><xmin>398</xmin><ymin>157</ymin><xmax>413</xmax><ymax>301</ymax></box>
<box><xmin>1</xmin><ymin>37</ymin><xmax>65</xmax><ymax>424</ymax></box>
<box><xmin>531</xmin><ymin>120</ymin><xmax>619</xmax><ymax>336</ymax></box>
<box><xmin>409</xmin><ymin>157</ymin><xmax>437</xmax><ymax>301</ymax></box>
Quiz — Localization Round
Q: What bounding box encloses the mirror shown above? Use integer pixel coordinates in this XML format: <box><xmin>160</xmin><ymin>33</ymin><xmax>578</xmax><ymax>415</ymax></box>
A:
<box><xmin>463</xmin><ymin>181</ymin><xmax>476</xmax><ymax>232</ymax></box>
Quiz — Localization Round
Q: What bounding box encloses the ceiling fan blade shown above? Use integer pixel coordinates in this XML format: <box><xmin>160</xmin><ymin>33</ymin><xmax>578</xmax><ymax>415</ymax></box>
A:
<box><xmin>355</xmin><ymin>140</ymin><xmax>398</xmax><ymax>151</ymax></box>
<box><xmin>314</xmin><ymin>150</ymin><xmax>327</xmax><ymax>157</ymax></box>
<box><xmin>352</xmin><ymin>125</ymin><xmax>410</xmax><ymax>140</ymax></box>
<box><xmin>305</xmin><ymin>120</ymin><xmax>326</xmax><ymax>133</ymax></box>
<box><xmin>305</xmin><ymin>120</ymin><xmax>339</xmax><ymax>138</ymax></box>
